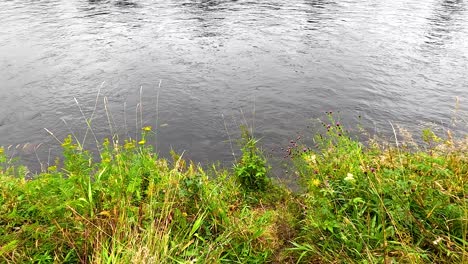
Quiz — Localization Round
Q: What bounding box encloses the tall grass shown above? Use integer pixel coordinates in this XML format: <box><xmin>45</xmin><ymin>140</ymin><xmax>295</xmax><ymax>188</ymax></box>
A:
<box><xmin>0</xmin><ymin>127</ymin><xmax>294</xmax><ymax>263</ymax></box>
<box><xmin>0</xmin><ymin>114</ymin><xmax>466</xmax><ymax>263</ymax></box>
<box><xmin>289</xmin><ymin>114</ymin><xmax>467</xmax><ymax>263</ymax></box>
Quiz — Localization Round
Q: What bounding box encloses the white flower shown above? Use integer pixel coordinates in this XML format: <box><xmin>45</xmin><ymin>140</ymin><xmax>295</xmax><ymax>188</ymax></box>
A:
<box><xmin>304</xmin><ymin>154</ymin><xmax>316</xmax><ymax>164</ymax></box>
<box><xmin>433</xmin><ymin>237</ymin><xmax>443</xmax><ymax>245</ymax></box>
<box><xmin>344</xmin><ymin>173</ymin><xmax>355</xmax><ymax>182</ymax></box>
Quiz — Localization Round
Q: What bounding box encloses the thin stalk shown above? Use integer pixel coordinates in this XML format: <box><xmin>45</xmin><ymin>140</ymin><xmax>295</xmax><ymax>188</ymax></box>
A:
<box><xmin>74</xmin><ymin>97</ymin><xmax>100</xmax><ymax>153</ymax></box>
<box><xmin>104</xmin><ymin>97</ymin><xmax>118</xmax><ymax>147</ymax></box>
<box><xmin>82</xmin><ymin>82</ymin><xmax>103</xmax><ymax>147</ymax></box>
<box><xmin>222</xmin><ymin>113</ymin><xmax>237</xmax><ymax>163</ymax></box>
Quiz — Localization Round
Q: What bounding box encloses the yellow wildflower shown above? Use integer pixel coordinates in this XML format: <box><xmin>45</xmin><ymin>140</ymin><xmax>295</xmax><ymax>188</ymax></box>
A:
<box><xmin>142</xmin><ymin>126</ymin><xmax>152</xmax><ymax>132</ymax></box>
<box><xmin>312</xmin><ymin>178</ymin><xmax>320</xmax><ymax>187</ymax></box>
<box><xmin>138</xmin><ymin>140</ymin><xmax>146</xmax><ymax>145</ymax></box>
<box><xmin>124</xmin><ymin>140</ymin><xmax>135</xmax><ymax>150</ymax></box>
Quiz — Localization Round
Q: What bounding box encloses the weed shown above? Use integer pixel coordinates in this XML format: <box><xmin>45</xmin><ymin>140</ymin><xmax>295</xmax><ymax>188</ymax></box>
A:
<box><xmin>289</xmin><ymin>115</ymin><xmax>467</xmax><ymax>263</ymax></box>
<box><xmin>234</xmin><ymin>126</ymin><xmax>270</xmax><ymax>192</ymax></box>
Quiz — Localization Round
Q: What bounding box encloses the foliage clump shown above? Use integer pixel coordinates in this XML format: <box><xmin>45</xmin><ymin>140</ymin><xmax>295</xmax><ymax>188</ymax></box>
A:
<box><xmin>234</xmin><ymin>126</ymin><xmax>270</xmax><ymax>192</ymax></box>
<box><xmin>0</xmin><ymin>128</ymin><xmax>290</xmax><ymax>263</ymax></box>
<box><xmin>288</xmin><ymin>115</ymin><xmax>467</xmax><ymax>263</ymax></box>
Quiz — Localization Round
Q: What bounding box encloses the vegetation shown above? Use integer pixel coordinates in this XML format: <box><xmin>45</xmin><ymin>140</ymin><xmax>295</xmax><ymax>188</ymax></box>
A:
<box><xmin>0</xmin><ymin>117</ymin><xmax>466</xmax><ymax>263</ymax></box>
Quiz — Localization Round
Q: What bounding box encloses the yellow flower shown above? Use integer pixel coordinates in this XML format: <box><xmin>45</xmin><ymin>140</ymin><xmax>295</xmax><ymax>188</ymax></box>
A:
<box><xmin>312</xmin><ymin>178</ymin><xmax>321</xmax><ymax>187</ymax></box>
<box><xmin>0</xmin><ymin>147</ymin><xmax>3</xmax><ymax>155</ymax></box>
<box><xmin>142</xmin><ymin>126</ymin><xmax>152</xmax><ymax>132</ymax></box>
<box><xmin>124</xmin><ymin>140</ymin><xmax>135</xmax><ymax>150</ymax></box>
<box><xmin>138</xmin><ymin>140</ymin><xmax>146</xmax><ymax>145</ymax></box>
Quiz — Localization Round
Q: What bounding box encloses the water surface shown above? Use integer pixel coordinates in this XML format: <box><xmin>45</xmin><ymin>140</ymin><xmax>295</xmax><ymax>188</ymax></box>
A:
<box><xmin>0</xmin><ymin>0</ymin><xmax>467</xmax><ymax>171</ymax></box>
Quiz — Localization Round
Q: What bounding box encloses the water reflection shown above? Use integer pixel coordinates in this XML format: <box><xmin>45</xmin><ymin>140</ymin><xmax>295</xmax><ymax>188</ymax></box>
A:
<box><xmin>181</xmin><ymin>0</ymin><xmax>226</xmax><ymax>11</ymax></box>
<box><xmin>424</xmin><ymin>0</ymin><xmax>465</xmax><ymax>46</ymax></box>
<box><xmin>114</xmin><ymin>0</ymin><xmax>139</xmax><ymax>8</ymax></box>
<box><xmin>88</xmin><ymin>0</ymin><xmax>108</xmax><ymax>4</ymax></box>
<box><xmin>303</xmin><ymin>0</ymin><xmax>336</xmax><ymax>29</ymax></box>
<box><xmin>86</xmin><ymin>0</ymin><xmax>139</xmax><ymax>8</ymax></box>
<box><xmin>179</xmin><ymin>0</ymin><xmax>229</xmax><ymax>39</ymax></box>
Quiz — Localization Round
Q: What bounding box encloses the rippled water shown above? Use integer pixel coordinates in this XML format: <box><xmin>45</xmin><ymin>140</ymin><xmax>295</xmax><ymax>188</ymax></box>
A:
<box><xmin>0</xmin><ymin>0</ymin><xmax>467</xmax><ymax>170</ymax></box>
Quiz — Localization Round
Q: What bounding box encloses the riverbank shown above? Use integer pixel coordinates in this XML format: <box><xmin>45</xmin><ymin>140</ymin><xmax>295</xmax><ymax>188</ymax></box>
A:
<box><xmin>0</xmin><ymin>120</ymin><xmax>467</xmax><ymax>263</ymax></box>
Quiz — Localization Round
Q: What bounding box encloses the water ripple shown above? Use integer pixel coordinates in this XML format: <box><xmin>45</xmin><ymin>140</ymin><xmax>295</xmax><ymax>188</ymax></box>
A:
<box><xmin>0</xmin><ymin>0</ymin><xmax>466</xmax><ymax>170</ymax></box>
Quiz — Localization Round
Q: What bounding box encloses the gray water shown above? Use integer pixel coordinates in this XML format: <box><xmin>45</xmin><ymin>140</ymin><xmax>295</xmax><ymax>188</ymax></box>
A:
<box><xmin>1</xmin><ymin>0</ymin><xmax>467</xmax><ymax>171</ymax></box>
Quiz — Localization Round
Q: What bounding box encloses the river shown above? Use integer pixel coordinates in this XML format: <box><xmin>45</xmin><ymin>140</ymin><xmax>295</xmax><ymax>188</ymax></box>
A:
<box><xmin>0</xmin><ymin>0</ymin><xmax>467</xmax><ymax>172</ymax></box>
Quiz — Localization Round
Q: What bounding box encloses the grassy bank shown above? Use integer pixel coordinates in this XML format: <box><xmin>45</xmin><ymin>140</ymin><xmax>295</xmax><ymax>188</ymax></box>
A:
<box><xmin>0</xmin><ymin>119</ymin><xmax>467</xmax><ymax>263</ymax></box>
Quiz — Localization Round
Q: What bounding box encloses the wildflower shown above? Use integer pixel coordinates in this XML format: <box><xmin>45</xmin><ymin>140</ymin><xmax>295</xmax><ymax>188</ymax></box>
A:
<box><xmin>312</xmin><ymin>178</ymin><xmax>320</xmax><ymax>187</ymax></box>
<box><xmin>138</xmin><ymin>140</ymin><xmax>146</xmax><ymax>145</ymax></box>
<box><xmin>142</xmin><ymin>126</ymin><xmax>152</xmax><ymax>132</ymax></box>
<box><xmin>61</xmin><ymin>135</ymin><xmax>72</xmax><ymax>147</ymax></box>
<box><xmin>433</xmin><ymin>237</ymin><xmax>443</xmax><ymax>245</ymax></box>
<box><xmin>303</xmin><ymin>154</ymin><xmax>316</xmax><ymax>165</ymax></box>
<box><xmin>0</xmin><ymin>147</ymin><xmax>3</xmax><ymax>155</ymax></box>
<box><xmin>103</xmin><ymin>138</ymin><xmax>110</xmax><ymax>147</ymax></box>
<box><xmin>124</xmin><ymin>140</ymin><xmax>135</xmax><ymax>150</ymax></box>
<box><xmin>344</xmin><ymin>173</ymin><xmax>355</xmax><ymax>182</ymax></box>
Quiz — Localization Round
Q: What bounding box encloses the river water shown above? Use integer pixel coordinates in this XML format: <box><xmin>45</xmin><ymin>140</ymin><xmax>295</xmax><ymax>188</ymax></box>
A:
<box><xmin>0</xmin><ymin>0</ymin><xmax>467</xmax><ymax>171</ymax></box>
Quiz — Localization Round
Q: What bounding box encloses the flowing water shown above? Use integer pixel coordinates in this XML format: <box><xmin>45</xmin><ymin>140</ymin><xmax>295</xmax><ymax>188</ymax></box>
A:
<box><xmin>0</xmin><ymin>0</ymin><xmax>467</xmax><ymax>171</ymax></box>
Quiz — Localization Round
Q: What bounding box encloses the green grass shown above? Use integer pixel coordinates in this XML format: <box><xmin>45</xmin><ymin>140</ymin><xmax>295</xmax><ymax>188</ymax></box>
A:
<box><xmin>0</xmin><ymin>119</ymin><xmax>466</xmax><ymax>263</ymax></box>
